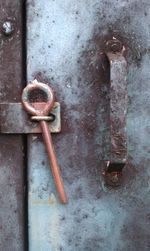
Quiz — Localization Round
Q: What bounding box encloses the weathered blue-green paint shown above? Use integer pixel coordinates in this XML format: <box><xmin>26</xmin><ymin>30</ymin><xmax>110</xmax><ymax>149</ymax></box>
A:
<box><xmin>27</xmin><ymin>0</ymin><xmax>150</xmax><ymax>250</ymax></box>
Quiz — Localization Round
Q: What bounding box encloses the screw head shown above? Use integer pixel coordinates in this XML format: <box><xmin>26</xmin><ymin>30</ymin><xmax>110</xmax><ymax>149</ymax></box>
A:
<box><xmin>2</xmin><ymin>21</ymin><xmax>14</xmax><ymax>36</ymax></box>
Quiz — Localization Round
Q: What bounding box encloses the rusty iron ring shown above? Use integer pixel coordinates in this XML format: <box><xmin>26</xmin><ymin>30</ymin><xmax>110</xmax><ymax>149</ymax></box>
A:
<box><xmin>22</xmin><ymin>81</ymin><xmax>54</xmax><ymax>116</ymax></box>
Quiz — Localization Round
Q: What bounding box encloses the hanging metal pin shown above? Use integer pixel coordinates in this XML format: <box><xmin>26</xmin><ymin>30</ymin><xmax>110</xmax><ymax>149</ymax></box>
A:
<box><xmin>22</xmin><ymin>80</ymin><xmax>68</xmax><ymax>204</ymax></box>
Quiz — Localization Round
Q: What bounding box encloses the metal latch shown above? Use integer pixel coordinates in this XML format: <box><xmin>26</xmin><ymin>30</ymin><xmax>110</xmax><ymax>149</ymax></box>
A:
<box><xmin>0</xmin><ymin>99</ymin><xmax>61</xmax><ymax>134</ymax></box>
<box><xmin>0</xmin><ymin>80</ymin><xmax>67</xmax><ymax>204</ymax></box>
<box><xmin>21</xmin><ymin>80</ymin><xmax>67</xmax><ymax>204</ymax></box>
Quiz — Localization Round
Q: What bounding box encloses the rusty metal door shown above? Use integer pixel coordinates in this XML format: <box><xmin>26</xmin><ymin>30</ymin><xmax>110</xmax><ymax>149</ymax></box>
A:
<box><xmin>26</xmin><ymin>1</ymin><xmax>150</xmax><ymax>250</ymax></box>
<box><xmin>0</xmin><ymin>0</ymin><xmax>150</xmax><ymax>251</ymax></box>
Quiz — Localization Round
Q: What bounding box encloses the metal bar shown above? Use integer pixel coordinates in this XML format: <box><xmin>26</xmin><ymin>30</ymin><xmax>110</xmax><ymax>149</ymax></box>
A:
<box><xmin>106</xmin><ymin>52</ymin><xmax>127</xmax><ymax>168</ymax></box>
<box><xmin>0</xmin><ymin>102</ymin><xmax>61</xmax><ymax>134</ymax></box>
<box><xmin>40</xmin><ymin>120</ymin><xmax>68</xmax><ymax>204</ymax></box>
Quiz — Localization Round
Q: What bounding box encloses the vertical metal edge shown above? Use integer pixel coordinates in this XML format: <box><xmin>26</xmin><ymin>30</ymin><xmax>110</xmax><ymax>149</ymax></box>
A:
<box><xmin>0</xmin><ymin>0</ymin><xmax>25</xmax><ymax>250</ymax></box>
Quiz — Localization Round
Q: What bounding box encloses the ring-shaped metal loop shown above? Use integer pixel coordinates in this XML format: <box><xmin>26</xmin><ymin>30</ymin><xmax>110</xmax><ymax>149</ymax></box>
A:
<box><xmin>22</xmin><ymin>81</ymin><xmax>54</xmax><ymax>116</ymax></box>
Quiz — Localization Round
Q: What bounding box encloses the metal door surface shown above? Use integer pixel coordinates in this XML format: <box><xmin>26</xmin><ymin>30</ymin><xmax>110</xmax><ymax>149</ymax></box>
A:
<box><xmin>26</xmin><ymin>0</ymin><xmax>150</xmax><ymax>250</ymax></box>
<box><xmin>0</xmin><ymin>0</ymin><xmax>150</xmax><ymax>251</ymax></box>
<box><xmin>0</xmin><ymin>1</ymin><xmax>25</xmax><ymax>250</ymax></box>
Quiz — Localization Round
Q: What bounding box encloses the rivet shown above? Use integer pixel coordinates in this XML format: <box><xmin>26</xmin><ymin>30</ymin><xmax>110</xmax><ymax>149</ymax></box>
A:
<box><xmin>106</xmin><ymin>39</ymin><xmax>123</xmax><ymax>53</ymax></box>
<box><xmin>2</xmin><ymin>21</ymin><xmax>14</xmax><ymax>36</ymax></box>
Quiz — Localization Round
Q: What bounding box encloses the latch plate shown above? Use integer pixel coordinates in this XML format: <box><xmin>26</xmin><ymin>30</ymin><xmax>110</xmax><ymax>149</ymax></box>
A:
<box><xmin>0</xmin><ymin>102</ymin><xmax>61</xmax><ymax>134</ymax></box>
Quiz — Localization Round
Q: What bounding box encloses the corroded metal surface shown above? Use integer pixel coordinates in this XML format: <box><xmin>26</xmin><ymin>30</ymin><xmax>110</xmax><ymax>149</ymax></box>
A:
<box><xmin>0</xmin><ymin>102</ymin><xmax>61</xmax><ymax>133</ymax></box>
<box><xmin>0</xmin><ymin>0</ymin><xmax>24</xmax><ymax>250</ymax></box>
<box><xmin>0</xmin><ymin>136</ymin><xmax>24</xmax><ymax>251</ymax></box>
<box><xmin>27</xmin><ymin>0</ymin><xmax>150</xmax><ymax>250</ymax></box>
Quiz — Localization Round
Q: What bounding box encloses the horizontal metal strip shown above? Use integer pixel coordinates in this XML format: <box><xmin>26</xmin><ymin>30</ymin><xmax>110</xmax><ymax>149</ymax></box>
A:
<box><xmin>0</xmin><ymin>102</ymin><xmax>61</xmax><ymax>134</ymax></box>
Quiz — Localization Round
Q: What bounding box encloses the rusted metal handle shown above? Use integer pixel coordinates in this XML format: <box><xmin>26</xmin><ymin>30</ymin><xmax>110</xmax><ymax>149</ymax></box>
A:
<box><xmin>104</xmin><ymin>40</ymin><xmax>127</xmax><ymax>186</ymax></box>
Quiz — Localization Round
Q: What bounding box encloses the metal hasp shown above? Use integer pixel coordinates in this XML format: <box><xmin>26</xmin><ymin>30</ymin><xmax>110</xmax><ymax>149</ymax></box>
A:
<box><xmin>22</xmin><ymin>80</ymin><xmax>67</xmax><ymax>204</ymax></box>
<box><xmin>105</xmin><ymin>39</ymin><xmax>127</xmax><ymax>186</ymax></box>
<box><xmin>0</xmin><ymin>102</ymin><xmax>61</xmax><ymax>133</ymax></box>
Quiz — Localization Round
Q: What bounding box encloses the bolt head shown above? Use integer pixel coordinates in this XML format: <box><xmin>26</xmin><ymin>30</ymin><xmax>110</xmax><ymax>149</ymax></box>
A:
<box><xmin>106</xmin><ymin>39</ymin><xmax>123</xmax><ymax>53</ymax></box>
<box><xmin>2</xmin><ymin>21</ymin><xmax>14</xmax><ymax>36</ymax></box>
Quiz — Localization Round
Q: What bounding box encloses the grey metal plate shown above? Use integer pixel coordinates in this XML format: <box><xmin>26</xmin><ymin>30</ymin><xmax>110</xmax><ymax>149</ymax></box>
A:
<box><xmin>27</xmin><ymin>0</ymin><xmax>150</xmax><ymax>250</ymax></box>
<box><xmin>0</xmin><ymin>102</ymin><xmax>61</xmax><ymax>134</ymax></box>
<box><xmin>0</xmin><ymin>0</ymin><xmax>25</xmax><ymax>250</ymax></box>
